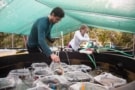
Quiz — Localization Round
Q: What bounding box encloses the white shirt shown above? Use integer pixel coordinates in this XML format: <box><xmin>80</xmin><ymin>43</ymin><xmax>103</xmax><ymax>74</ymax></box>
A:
<box><xmin>69</xmin><ymin>30</ymin><xmax>90</xmax><ymax>51</ymax></box>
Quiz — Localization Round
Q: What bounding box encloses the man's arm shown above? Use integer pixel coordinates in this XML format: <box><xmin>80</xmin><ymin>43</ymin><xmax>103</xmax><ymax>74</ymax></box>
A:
<box><xmin>37</xmin><ymin>21</ymin><xmax>60</xmax><ymax>62</ymax></box>
<box><xmin>37</xmin><ymin>22</ymin><xmax>52</xmax><ymax>57</ymax></box>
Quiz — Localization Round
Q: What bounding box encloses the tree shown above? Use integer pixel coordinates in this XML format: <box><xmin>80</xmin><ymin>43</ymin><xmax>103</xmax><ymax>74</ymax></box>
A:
<box><xmin>0</xmin><ymin>28</ymin><xmax>133</xmax><ymax>49</ymax></box>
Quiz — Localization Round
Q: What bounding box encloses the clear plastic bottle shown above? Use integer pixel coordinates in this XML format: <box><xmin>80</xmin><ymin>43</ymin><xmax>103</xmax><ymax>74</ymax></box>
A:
<box><xmin>50</xmin><ymin>62</ymin><xmax>64</xmax><ymax>75</ymax></box>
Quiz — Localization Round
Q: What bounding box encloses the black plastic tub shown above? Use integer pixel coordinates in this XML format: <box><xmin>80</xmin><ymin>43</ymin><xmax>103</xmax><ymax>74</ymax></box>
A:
<box><xmin>0</xmin><ymin>51</ymin><xmax>135</xmax><ymax>90</ymax></box>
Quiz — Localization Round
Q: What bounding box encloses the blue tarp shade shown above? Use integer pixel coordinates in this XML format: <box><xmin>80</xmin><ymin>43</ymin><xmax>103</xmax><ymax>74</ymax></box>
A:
<box><xmin>0</xmin><ymin>0</ymin><xmax>135</xmax><ymax>37</ymax></box>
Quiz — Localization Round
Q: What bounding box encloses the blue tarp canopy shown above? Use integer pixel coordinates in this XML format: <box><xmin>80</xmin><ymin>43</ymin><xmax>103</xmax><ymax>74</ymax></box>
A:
<box><xmin>0</xmin><ymin>0</ymin><xmax>135</xmax><ymax>37</ymax></box>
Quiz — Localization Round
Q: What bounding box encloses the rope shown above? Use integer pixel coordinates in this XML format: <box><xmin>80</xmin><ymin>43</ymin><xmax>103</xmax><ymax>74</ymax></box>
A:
<box><xmin>87</xmin><ymin>54</ymin><xmax>96</xmax><ymax>68</ymax></box>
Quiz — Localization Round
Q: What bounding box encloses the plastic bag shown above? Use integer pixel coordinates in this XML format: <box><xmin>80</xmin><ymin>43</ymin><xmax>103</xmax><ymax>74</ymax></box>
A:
<box><xmin>50</xmin><ymin>62</ymin><xmax>64</xmax><ymax>75</ymax></box>
<box><xmin>8</xmin><ymin>69</ymin><xmax>31</xmax><ymax>80</ymax></box>
<box><xmin>69</xmin><ymin>65</ymin><xmax>91</xmax><ymax>72</ymax></box>
<box><xmin>0</xmin><ymin>77</ymin><xmax>16</xmax><ymax>89</ymax></box>
<box><xmin>33</xmin><ymin>68</ymin><xmax>53</xmax><ymax>79</ymax></box>
<box><xmin>34</xmin><ymin>75</ymin><xmax>69</xmax><ymax>90</ymax></box>
<box><xmin>94</xmin><ymin>72</ymin><xmax>127</xmax><ymax>89</ymax></box>
<box><xmin>69</xmin><ymin>82</ymin><xmax>108</xmax><ymax>90</ymax></box>
<box><xmin>31</xmin><ymin>62</ymin><xmax>48</xmax><ymax>69</ymax></box>
<box><xmin>64</xmin><ymin>71</ymin><xmax>93</xmax><ymax>82</ymax></box>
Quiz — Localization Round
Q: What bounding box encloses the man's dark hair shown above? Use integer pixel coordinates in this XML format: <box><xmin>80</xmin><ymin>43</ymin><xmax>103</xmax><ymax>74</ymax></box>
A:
<box><xmin>50</xmin><ymin>7</ymin><xmax>65</xmax><ymax>18</ymax></box>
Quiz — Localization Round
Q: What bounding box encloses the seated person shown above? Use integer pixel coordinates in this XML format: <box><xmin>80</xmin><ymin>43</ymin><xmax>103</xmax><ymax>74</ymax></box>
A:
<box><xmin>68</xmin><ymin>24</ymin><xmax>90</xmax><ymax>51</ymax></box>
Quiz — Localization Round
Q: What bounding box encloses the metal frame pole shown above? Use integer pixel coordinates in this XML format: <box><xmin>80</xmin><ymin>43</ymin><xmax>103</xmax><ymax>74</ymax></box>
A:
<box><xmin>11</xmin><ymin>33</ymin><xmax>14</xmax><ymax>48</ymax></box>
<box><xmin>133</xmin><ymin>33</ymin><xmax>135</xmax><ymax>59</ymax></box>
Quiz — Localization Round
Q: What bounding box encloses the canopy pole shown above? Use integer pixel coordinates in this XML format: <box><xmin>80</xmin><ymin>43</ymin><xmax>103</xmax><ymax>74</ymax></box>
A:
<box><xmin>133</xmin><ymin>33</ymin><xmax>135</xmax><ymax>59</ymax></box>
<box><xmin>23</xmin><ymin>35</ymin><xmax>28</xmax><ymax>48</ymax></box>
<box><xmin>61</xmin><ymin>31</ymin><xmax>64</xmax><ymax>51</ymax></box>
<box><xmin>11</xmin><ymin>33</ymin><xmax>14</xmax><ymax>48</ymax></box>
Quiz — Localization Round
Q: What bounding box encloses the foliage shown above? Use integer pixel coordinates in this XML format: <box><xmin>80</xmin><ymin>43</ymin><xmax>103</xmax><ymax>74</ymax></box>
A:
<box><xmin>0</xmin><ymin>27</ymin><xmax>133</xmax><ymax>49</ymax></box>
<box><xmin>64</xmin><ymin>27</ymin><xmax>133</xmax><ymax>48</ymax></box>
<box><xmin>0</xmin><ymin>33</ymin><xmax>26</xmax><ymax>48</ymax></box>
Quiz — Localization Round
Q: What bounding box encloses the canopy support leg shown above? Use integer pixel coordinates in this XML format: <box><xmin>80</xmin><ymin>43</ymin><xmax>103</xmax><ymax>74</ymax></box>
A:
<box><xmin>133</xmin><ymin>33</ymin><xmax>135</xmax><ymax>59</ymax></box>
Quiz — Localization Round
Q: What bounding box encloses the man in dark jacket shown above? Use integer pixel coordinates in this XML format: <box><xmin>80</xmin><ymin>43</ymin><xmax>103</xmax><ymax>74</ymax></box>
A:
<box><xmin>27</xmin><ymin>7</ymin><xmax>64</xmax><ymax>63</ymax></box>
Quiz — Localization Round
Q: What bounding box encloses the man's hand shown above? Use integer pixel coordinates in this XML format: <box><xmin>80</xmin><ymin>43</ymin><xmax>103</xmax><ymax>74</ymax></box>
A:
<box><xmin>50</xmin><ymin>54</ymin><xmax>60</xmax><ymax>62</ymax></box>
